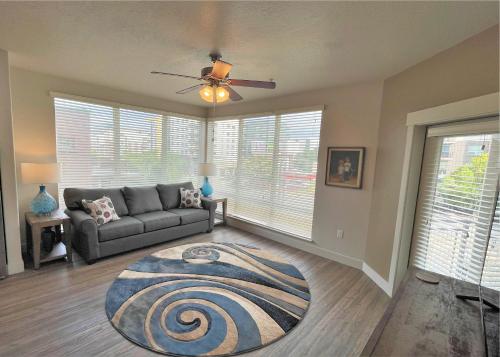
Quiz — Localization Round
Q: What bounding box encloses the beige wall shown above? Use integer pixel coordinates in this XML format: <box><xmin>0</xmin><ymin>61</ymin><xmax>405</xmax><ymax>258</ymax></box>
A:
<box><xmin>0</xmin><ymin>50</ymin><xmax>23</xmax><ymax>274</ymax></box>
<box><xmin>10</xmin><ymin>68</ymin><xmax>205</xmax><ymax>248</ymax></box>
<box><xmin>365</xmin><ymin>25</ymin><xmax>500</xmax><ymax>280</ymax></box>
<box><xmin>209</xmin><ymin>81</ymin><xmax>384</xmax><ymax>266</ymax></box>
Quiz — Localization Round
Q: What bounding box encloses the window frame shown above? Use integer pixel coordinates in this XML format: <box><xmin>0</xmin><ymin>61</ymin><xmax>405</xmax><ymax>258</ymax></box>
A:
<box><xmin>207</xmin><ymin>106</ymin><xmax>324</xmax><ymax>240</ymax></box>
<box><xmin>52</xmin><ymin>92</ymin><xmax>206</xmax><ymax>208</ymax></box>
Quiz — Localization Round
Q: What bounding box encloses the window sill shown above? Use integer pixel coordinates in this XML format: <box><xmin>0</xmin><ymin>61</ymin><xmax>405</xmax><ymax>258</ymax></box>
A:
<box><xmin>224</xmin><ymin>214</ymin><xmax>313</xmax><ymax>243</ymax></box>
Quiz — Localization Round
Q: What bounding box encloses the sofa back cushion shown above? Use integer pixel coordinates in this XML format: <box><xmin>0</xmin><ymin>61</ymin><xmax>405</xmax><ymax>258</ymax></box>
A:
<box><xmin>64</xmin><ymin>188</ymin><xmax>129</xmax><ymax>216</ymax></box>
<box><xmin>123</xmin><ymin>186</ymin><xmax>163</xmax><ymax>215</ymax></box>
<box><xmin>157</xmin><ymin>182</ymin><xmax>194</xmax><ymax>209</ymax></box>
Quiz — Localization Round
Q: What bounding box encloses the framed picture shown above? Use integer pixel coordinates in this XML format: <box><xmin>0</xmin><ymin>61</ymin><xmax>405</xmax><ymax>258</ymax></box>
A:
<box><xmin>325</xmin><ymin>147</ymin><xmax>365</xmax><ymax>189</ymax></box>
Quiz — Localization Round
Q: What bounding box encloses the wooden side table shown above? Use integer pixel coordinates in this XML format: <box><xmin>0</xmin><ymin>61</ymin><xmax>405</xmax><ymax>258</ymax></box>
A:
<box><xmin>26</xmin><ymin>210</ymin><xmax>72</xmax><ymax>269</ymax></box>
<box><xmin>209</xmin><ymin>197</ymin><xmax>228</xmax><ymax>226</ymax></box>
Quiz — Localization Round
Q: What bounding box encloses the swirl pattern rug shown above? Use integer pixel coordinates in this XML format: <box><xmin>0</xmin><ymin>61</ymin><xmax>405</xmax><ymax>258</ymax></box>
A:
<box><xmin>105</xmin><ymin>242</ymin><xmax>311</xmax><ymax>356</ymax></box>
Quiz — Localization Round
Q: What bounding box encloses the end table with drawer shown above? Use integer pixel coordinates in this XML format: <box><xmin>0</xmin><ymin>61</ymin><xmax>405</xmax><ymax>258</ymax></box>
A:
<box><xmin>25</xmin><ymin>210</ymin><xmax>72</xmax><ymax>269</ymax></box>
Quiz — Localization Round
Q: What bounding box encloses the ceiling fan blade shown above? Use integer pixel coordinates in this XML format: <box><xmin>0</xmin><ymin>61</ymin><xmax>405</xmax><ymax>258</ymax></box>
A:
<box><xmin>176</xmin><ymin>84</ymin><xmax>204</xmax><ymax>94</ymax></box>
<box><xmin>223</xmin><ymin>85</ymin><xmax>243</xmax><ymax>101</ymax></box>
<box><xmin>210</xmin><ymin>60</ymin><xmax>232</xmax><ymax>80</ymax></box>
<box><xmin>151</xmin><ymin>71</ymin><xmax>202</xmax><ymax>80</ymax></box>
<box><xmin>228</xmin><ymin>79</ymin><xmax>276</xmax><ymax>89</ymax></box>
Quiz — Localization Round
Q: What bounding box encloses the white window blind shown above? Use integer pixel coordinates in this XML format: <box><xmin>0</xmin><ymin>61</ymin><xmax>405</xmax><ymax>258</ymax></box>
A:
<box><xmin>482</xmin><ymin>195</ymin><xmax>499</xmax><ymax>291</ymax></box>
<box><xmin>54</xmin><ymin>96</ymin><xmax>204</xmax><ymax>208</ymax></box>
<box><xmin>411</xmin><ymin>119</ymin><xmax>499</xmax><ymax>290</ymax></box>
<box><xmin>208</xmin><ymin>109</ymin><xmax>323</xmax><ymax>239</ymax></box>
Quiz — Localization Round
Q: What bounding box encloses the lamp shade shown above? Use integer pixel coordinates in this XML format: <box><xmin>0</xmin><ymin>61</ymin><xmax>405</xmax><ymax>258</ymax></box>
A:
<box><xmin>199</xmin><ymin>85</ymin><xmax>229</xmax><ymax>104</ymax></box>
<box><xmin>21</xmin><ymin>163</ymin><xmax>60</xmax><ymax>184</ymax></box>
<box><xmin>198</xmin><ymin>162</ymin><xmax>216</xmax><ymax>176</ymax></box>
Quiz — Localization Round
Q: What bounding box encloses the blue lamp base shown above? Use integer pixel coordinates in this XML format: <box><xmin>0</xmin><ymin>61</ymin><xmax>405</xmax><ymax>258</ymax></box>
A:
<box><xmin>31</xmin><ymin>185</ymin><xmax>57</xmax><ymax>216</ymax></box>
<box><xmin>201</xmin><ymin>177</ymin><xmax>213</xmax><ymax>197</ymax></box>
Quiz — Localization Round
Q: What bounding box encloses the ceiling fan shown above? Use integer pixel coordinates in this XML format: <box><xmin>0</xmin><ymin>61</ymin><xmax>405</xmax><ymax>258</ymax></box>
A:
<box><xmin>151</xmin><ymin>53</ymin><xmax>276</xmax><ymax>104</ymax></box>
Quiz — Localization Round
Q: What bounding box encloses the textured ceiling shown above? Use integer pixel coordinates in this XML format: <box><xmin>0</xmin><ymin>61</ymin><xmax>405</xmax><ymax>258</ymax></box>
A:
<box><xmin>0</xmin><ymin>2</ymin><xmax>497</xmax><ymax>107</ymax></box>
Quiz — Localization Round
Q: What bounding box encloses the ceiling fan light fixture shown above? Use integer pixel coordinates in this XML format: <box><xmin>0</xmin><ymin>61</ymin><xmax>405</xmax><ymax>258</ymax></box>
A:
<box><xmin>152</xmin><ymin>53</ymin><xmax>277</xmax><ymax>103</ymax></box>
<box><xmin>216</xmin><ymin>86</ymin><xmax>229</xmax><ymax>102</ymax></box>
<box><xmin>199</xmin><ymin>85</ymin><xmax>229</xmax><ymax>103</ymax></box>
<box><xmin>199</xmin><ymin>85</ymin><xmax>213</xmax><ymax>102</ymax></box>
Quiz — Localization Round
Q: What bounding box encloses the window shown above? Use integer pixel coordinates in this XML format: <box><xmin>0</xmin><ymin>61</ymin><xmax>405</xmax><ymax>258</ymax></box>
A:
<box><xmin>54</xmin><ymin>96</ymin><xmax>204</xmax><ymax>208</ymax></box>
<box><xmin>411</xmin><ymin>120</ymin><xmax>499</xmax><ymax>290</ymax></box>
<box><xmin>208</xmin><ymin>109</ymin><xmax>323</xmax><ymax>239</ymax></box>
<box><xmin>441</xmin><ymin>143</ymin><xmax>451</xmax><ymax>158</ymax></box>
<box><xmin>482</xmin><ymin>196</ymin><xmax>499</xmax><ymax>291</ymax></box>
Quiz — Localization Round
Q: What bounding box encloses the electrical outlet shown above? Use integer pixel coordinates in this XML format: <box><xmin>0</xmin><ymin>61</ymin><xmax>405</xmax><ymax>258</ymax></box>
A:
<box><xmin>336</xmin><ymin>229</ymin><xmax>344</xmax><ymax>239</ymax></box>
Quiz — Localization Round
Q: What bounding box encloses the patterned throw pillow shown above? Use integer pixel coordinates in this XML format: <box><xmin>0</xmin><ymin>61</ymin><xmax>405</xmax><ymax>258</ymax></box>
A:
<box><xmin>81</xmin><ymin>196</ymin><xmax>120</xmax><ymax>225</ymax></box>
<box><xmin>179</xmin><ymin>188</ymin><xmax>203</xmax><ymax>209</ymax></box>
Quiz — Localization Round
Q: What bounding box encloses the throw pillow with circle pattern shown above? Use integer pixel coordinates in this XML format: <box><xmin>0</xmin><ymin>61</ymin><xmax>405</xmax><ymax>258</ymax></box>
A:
<box><xmin>179</xmin><ymin>188</ymin><xmax>203</xmax><ymax>209</ymax></box>
<box><xmin>82</xmin><ymin>196</ymin><xmax>120</xmax><ymax>225</ymax></box>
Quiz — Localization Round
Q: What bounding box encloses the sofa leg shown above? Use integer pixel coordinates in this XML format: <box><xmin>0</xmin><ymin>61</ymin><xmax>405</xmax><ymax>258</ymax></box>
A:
<box><xmin>87</xmin><ymin>259</ymin><xmax>97</xmax><ymax>265</ymax></box>
<box><xmin>206</xmin><ymin>228</ymin><xmax>213</xmax><ymax>233</ymax></box>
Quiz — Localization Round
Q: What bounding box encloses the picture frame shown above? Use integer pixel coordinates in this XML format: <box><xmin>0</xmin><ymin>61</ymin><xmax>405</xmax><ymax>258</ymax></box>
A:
<box><xmin>325</xmin><ymin>147</ymin><xmax>365</xmax><ymax>189</ymax></box>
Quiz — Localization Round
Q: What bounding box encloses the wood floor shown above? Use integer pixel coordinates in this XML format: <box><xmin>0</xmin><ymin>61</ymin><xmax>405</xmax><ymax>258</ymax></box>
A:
<box><xmin>0</xmin><ymin>226</ymin><xmax>388</xmax><ymax>357</ymax></box>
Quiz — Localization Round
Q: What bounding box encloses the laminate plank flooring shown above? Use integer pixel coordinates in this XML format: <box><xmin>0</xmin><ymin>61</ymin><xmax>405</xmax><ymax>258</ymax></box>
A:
<box><xmin>0</xmin><ymin>226</ymin><xmax>388</xmax><ymax>357</ymax></box>
<box><xmin>363</xmin><ymin>268</ymin><xmax>499</xmax><ymax>357</ymax></box>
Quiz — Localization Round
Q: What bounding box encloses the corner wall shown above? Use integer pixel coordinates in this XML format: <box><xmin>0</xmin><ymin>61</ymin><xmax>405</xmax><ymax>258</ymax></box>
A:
<box><xmin>365</xmin><ymin>25</ymin><xmax>500</xmax><ymax>281</ymax></box>
<box><xmin>0</xmin><ymin>50</ymin><xmax>23</xmax><ymax>274</ymax></box>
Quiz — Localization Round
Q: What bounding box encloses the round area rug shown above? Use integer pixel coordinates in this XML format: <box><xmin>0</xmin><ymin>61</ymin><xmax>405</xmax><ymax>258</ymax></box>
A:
<box><xmin>105</xmin><ymin>242</ymin><xmax>311</xmax><ymax>356</ymax></box>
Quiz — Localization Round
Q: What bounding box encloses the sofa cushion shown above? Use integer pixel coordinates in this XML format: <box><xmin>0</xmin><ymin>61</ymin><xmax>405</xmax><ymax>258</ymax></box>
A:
<box><xmin>64</xmin><ymin>188</ymin><xmax>129</xmax><ymax>216</ymax></box>
<box><xmin>123</xmin><ymin>186</ymin><xmax>163</xmax><ymax>216</ymax></box>
<box><xmin>98</xmin><ymin>216</ymin><xmax>144</xmax><ymax>242</ymax></box>
<box><xmin>134</xmin><ymin>211</ymin><xmax>181</xmax><ymax>232</ymax></box>
<box><xmin>168</xmin><ymin>208</ymin><xmax>209</xmax><ymax>225</ymax></box>
<box><xmin>157</xmin><ymin>182</ymin><xmax>194</xmax><ymax>210</ymax></box>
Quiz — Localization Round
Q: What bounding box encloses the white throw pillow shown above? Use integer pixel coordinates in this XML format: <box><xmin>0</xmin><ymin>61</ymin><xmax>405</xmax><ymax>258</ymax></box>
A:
<box><xmin>179</xmin><ymin>188</ymin><xmax>203</xmax><ymax>209</ymax></box>
<box><xmin>82</xmin><ymin>196</ymin><xmax>120</xmax><ymax>225</ymax></box>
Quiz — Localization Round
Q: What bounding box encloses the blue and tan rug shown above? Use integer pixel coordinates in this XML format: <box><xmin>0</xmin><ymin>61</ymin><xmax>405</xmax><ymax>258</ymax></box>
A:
<box><xmin>105</xmin><ymin>242</ymin><xmax>311</xmax><ymax>356</ymax></box>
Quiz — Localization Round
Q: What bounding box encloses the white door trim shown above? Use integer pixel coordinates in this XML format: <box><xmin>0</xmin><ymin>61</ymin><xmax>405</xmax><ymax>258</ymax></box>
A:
<box><xmin>385</xmin><ymin>92</ymin><xmax>499</xmax><ymax>296</ymax></box>
<box><xmin>406</xmin><ymin>92</ymin><xmax>499</xmax><ymax>126</ymax></box>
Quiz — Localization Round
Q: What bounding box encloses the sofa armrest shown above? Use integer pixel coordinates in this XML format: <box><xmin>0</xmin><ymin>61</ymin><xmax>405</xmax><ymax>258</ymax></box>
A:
<box><xmin>201</xmin><ymin>198</ymin><xmax>217</xmax><ymax>232</ymax></box>
<box><xmin>65</xmin><ymin>209</ymin><xmax>100</xmax><ymax>262</ymax></box>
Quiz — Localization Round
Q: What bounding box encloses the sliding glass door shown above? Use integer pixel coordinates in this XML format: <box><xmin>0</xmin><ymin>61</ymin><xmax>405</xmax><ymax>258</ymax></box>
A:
<box><xmin>411</xmin><ymin>118</ymin><xmax>499</xmax><ymax>289</ymax></box>
<box><xmin>482</xmin><ymin>195</ymin><xmax>499</xmax><ymax>290</ymax></box>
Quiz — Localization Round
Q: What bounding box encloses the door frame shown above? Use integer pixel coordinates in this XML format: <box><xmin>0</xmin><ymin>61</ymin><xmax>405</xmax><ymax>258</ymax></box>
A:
<box><xmin>388</xmin><ymin>92</ymin><xmax>499</xmax><ymax>295</ymax></box>
<box><xmin>0</xmin><ymin>173</ymin><xmax>7</xmax><ymax>279</ymax></box>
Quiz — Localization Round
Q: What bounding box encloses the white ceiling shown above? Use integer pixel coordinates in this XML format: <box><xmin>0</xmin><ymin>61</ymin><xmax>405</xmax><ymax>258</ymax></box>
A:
<box><xmin>0</xmin><ymin>2</ymin><xmax>497</xmax><ymax>107</ymax></box>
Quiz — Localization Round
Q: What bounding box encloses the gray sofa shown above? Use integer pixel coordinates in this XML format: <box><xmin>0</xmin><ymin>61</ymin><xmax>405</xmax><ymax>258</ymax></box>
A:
<box><xmin>64</xmin><ymin>182</ymin><xmax>216</xmax><ymax>264</ymax></box>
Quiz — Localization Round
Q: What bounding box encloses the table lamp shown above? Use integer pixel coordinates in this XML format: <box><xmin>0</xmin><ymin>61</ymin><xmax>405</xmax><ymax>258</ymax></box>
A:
<box><xmin>198</xmin><ymin>162</ymin><xmax>216</xmax><ymax>197</ymax></box>
<box><xmin>21</xmin><ymin>163</ymin><xmax>60</xmax><ymax>216</ymax></box>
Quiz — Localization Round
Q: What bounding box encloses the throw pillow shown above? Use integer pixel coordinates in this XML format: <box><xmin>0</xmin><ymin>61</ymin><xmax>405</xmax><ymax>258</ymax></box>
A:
<box><xmin>82</xmin><ymin>196</ymin><xmax>120</xmax><ymax>225</ymax></box>
<box><xmin>179</xmin><ymin>188</ymin><xmax>203</xmax><ymax>209</ymax></box>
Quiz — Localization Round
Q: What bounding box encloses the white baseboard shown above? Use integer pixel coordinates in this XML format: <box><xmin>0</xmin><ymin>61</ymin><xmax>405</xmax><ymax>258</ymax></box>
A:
<box><xmin>226</xmin><ymin>216</ymin><xmax>363</xmax><ymax>269</ymax></box>
<box><xmin>362</xmin><ymin>262</ymin><xmax>393</xmax><ymax>297</ymax></box>
<box><xmin>225</xmin><ymin>216</ymin><xmax>394</xmax><ymax>296</ymax></box>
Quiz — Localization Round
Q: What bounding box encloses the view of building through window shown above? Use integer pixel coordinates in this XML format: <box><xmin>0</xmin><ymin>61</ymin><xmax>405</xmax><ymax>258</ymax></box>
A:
<box><xmin>54</xmin><ymin>97</ymin><xmax>204</xmax><ymax>208</ymax></box>
<box><xmin>208</xmin><ymin>110</ymin><xmax>322</xmax><ymax>238</ymax></box>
